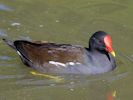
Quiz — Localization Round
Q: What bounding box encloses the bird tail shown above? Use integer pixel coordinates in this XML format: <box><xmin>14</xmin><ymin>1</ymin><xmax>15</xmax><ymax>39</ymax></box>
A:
<box><xmin>2</xmin><ymin>38</ymin><xmax>16</xmax><ymax>50</ymax></box>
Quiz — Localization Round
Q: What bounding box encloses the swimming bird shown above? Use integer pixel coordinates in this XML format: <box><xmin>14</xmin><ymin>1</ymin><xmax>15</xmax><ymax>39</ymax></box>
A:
<box><xmin>3</xmin><ymin>31</ymin><xmax>116</xmax><ymax>75</ymax></box>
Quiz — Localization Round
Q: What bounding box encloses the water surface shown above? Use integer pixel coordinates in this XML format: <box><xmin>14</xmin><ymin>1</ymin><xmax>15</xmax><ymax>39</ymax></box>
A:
<box><xmin>0</xmin><ymin>0</ymin><xmax>133</xmax><ymax>100</ymax></box>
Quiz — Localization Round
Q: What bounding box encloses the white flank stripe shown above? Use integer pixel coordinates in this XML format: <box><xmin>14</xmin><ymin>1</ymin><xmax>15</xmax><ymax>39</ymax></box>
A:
<box><xmin>76</xmin><ymin>62</ymin><xmax>81</xmax><ymax>64</ymax></box>
<box><xmin>49</xmin><ymin>61</ymin><xmax>66</xmax><ymax>67</ymax></box>
<box><xmin>17</xmin><ymin>51</ymin><xmax>21</xmax><ymax>56</ymax></box>
<box><xmin>49</xmin><ymin>61</ymin><xmax>81</xmax><ymax>67</ymax></box>
<box><xmin>68</xmin><ymin>62</ymin><xmax>75</xmax><ymax>65</ymax></box>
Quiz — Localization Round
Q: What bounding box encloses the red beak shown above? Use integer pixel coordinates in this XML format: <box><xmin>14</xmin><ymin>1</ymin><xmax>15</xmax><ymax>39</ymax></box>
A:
<box><xmin>104</xmin><ymin>35</ymin><xmax>115</xmax><ymax>57</ymax></box>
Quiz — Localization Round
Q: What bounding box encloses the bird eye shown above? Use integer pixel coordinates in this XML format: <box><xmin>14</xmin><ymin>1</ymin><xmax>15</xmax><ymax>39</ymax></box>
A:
<box><xmin>99</xmin><ymin>40</ymin><xmax>102</xmax><ymax>43</ymax></box>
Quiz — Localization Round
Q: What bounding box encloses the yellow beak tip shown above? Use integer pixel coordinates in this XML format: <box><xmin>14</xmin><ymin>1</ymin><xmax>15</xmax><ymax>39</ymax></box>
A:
<box><xmin>111</xmin><ymin>51</ymin><xmax>116</xmax><ymax>57</ymax></box>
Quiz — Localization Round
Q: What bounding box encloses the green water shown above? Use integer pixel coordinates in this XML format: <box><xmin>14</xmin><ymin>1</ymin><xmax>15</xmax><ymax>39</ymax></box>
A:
<box><xmin>0</xmin><ymin>0</ymin><xmax>133</xmax><ymax>100</ymax></box>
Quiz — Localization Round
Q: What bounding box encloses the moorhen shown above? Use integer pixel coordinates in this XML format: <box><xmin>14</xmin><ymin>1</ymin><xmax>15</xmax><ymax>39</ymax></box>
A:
<box><xmin>3</xmin><ymin>31</ymin><xmax>116</xmax><ymax>75</ymax></box>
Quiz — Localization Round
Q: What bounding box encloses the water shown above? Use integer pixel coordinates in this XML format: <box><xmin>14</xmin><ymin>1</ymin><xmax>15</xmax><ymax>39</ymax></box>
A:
<box><xmin>0</xmin><ymin>0</ymin><xmax>133</xmax><ymax>100</ymax></box>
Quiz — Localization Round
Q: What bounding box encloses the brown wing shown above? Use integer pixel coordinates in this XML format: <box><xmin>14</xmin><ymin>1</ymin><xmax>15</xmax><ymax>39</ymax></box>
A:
<box><xmin>14</xmin><ymin>40</ymin><xmax>86</xmax><ymax>66</ymax></box>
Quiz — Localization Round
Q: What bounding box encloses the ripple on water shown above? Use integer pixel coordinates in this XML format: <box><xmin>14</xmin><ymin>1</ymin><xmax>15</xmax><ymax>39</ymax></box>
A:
<box><xmin>14</xmin><ymin>71</ymin><xmax>127</xmax><ymax>88</ymax></box>
<box><xmin>0</xmin><ymin>74</ymin><xmax>24</xmax><ymax>80</ymax></box>
<box><xmin>129</xmin><ymin>55</ymin><xmax>133</xmax><ymax>63</ymax></box>
<box><xmin>0</xmin><ymin>4</ymin><xmax>13</xmax><ymax>11</ymax></box>
<box><xmin>18</xmin><ymin>36</ymin><xmax>32</xmax><ymax>41</ymax></box>
<box><xmin>0</xmin><ymin>29</ymin><xmax>7</xmax><ymax>37</ymax></box>
<box><xmin>0</xmin><ymin>56</ymin><xmax>12</xmax><ymax>61</ymax></box>
<box><xmin>16</xmin><ymin>79</ymin><xmax>51</xmax><ymax>85</ymax></box>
